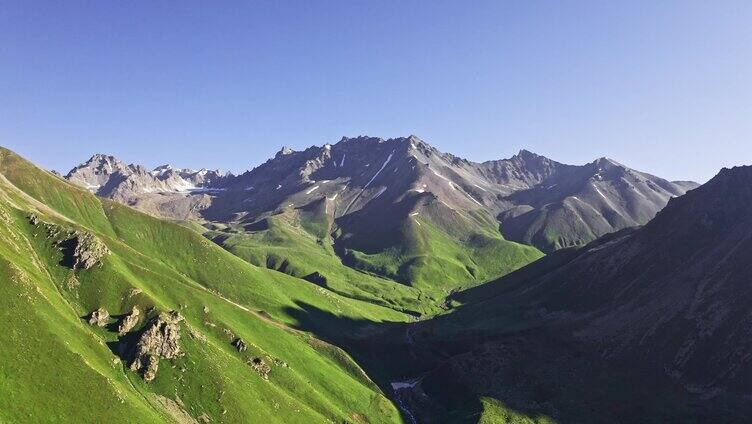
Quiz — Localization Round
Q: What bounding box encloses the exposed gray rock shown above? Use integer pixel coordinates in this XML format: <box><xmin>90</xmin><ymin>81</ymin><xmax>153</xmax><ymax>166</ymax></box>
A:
<box><xmin>88</xmin><ymin>308</ymin><xmax>109</xmax><ymax>327</ymax></box>
<box><xmin>66</xmin><ymin>154</ymin><xmax>226</xmax><ymax>198</ymax></box>
<box><xmin>118</xmin><ymin>306</ymin><xmax>141</xmax><ymax>335</ymax></box>
<box><xmin>66</xmin><ymin>231</ymin><xmax>109</xmax><ymax>270</ymax></box>
<box><xmin>248</xmin><ymin>357</ymin><xmax>270</xmax><ymax>380</ymax></box>
<box><xmin>232</xmin><ymin>338</ymin><xmax>247</xmax><ymax>352</ymax></box>
<box><xmin>130</xmin><ymin>311</ymin><xmax>184</xmax><ymax>382</ymax></box>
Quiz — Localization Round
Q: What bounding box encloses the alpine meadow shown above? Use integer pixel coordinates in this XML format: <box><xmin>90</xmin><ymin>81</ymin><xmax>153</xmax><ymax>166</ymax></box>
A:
<box><xmin>1</xmin><ymin>1</ymin><xmax>751</xmax><ymax>423</ymax></box>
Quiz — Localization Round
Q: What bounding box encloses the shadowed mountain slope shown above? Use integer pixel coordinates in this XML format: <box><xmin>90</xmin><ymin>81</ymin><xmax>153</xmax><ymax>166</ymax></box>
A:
<box><xmin>389</xmin><ymin>165</ymin><xmax>752</xmax><ymax>422</ymax></box>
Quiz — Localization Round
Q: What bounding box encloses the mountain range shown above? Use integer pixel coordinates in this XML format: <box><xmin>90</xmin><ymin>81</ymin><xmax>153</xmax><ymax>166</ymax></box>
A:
<box><xmin>390</xmin><ymin>164</ymin><xmax>752</xmax><ymax>422</ymax></box>
<box><xmin>64</xmin><ymin>136</ymin><xmax>697</xmax><ymax>298</ymax></box>
<box><xmin>66</xmin><ymin>136</ymin><xmax>697</xmax><ymax>254</ymax></box>
<box><xmin>3</xmin><ymin>140</ymin><xmax>749</xmax><ymax>423</ymax></box>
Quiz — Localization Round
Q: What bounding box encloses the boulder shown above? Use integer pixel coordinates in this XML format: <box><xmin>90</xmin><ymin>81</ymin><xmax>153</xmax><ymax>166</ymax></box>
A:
<box><xmin>88</xmin><ymin>308</ymin><xmax>110</xmax><ymax>327</ymax></box>
<box><xmin>118</xmin><ymin>306</ymin><xmax>141</xmax><ymax>335</ymax></box>
<box><xmin>70</xmin><ymin>231</ymin><xmax>110</xmax><ymax>269</ymax></box>
<box><xmin>56</xmin><ymin>230</ymin><xmax>110</xmax><ymax>270</ymax></box>
<box><xmin>232</xmin><ymin>338</ymin><xmax>248</xmax><ymax>352</ymax></box>
<box><xmin>130</xmin><ymin>311</ymin><xmax>184</xmax><ymax>381</ymax></box>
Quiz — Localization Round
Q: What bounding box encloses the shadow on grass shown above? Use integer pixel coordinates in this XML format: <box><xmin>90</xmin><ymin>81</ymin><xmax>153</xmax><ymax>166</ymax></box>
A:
<box><xmin>281</xmin><ymin>300</ymin><xmax>750</xmax><ymax>424</ymax></box>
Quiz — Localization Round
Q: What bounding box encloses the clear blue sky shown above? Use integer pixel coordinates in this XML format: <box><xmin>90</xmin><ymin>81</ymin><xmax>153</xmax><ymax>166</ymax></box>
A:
<box><xmin>1</xmin><ymin>1</ymin><xmax>749</xmax><ymax>182</ymax></box>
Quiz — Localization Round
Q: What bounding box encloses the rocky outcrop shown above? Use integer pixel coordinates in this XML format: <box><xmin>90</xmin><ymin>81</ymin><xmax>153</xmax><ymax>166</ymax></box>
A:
<box><xmin>248</xmin><ymin>357</ymin><xmax>270</xmax><ymax>380</ymax></box>
<box><xmin>88</xmin><ymin>308</ymin><xmax>110</xmax><ymax>327</ymax></box>
<box><xmin>130</xmin><ymin>311</ymin><xmax>184</xmax><ymax>381</ymax></box>
<box><xmin>232</xmin><ymin>338</ymin><xmax>247</xmax><ymax>352</ymax></box>
<box><xmin>66</xmin><ymin>231</ymin><xmax>110</xmax><ymax>270</ymax></box>
<box><xmin>118</xmin><ymin>306</ymin><xmax>141</xmax><ymax>335</ymax></box>
<box><xmin>27</xmin><ymin>214</ymin><xmax>110</xmax><ymax>270</ymax></box>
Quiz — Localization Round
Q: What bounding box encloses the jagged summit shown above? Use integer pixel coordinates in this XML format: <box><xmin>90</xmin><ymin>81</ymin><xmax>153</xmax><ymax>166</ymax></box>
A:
<box><xmin>514</xmin><ymin>149</ymin><xmax>541</xmax><ymax>159</ymax></box>
<box><xmin>65</xmin><ymin>153</ymin><xmax>226</xmax><ymax>219</ymax></box>
<box><xmin>73</xmin><ymin>153</ymin><xmax>131</xmax><ymax>170</ymax></box>
<box><xmin>275</xmin><ymin>146</ymin><xmax>295</xmax><ymax>157</ymax></box>
<box><xmin>711</xmin><ymin>164</ymin><xmax>752</xmax><ymax>184</ymax></box>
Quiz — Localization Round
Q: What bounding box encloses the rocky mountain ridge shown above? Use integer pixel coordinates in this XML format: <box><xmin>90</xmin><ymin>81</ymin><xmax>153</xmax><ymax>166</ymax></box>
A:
<box><xmin>445</xmin><ymin>164</ymin><xmax>752</xmax><ymax>399</ymax></box>
<box><xmin>66</xmin><ymin>154</ymin><xmax>228</xmax><ymax>219</ymax></box>
<box><xmin>66</xmin><ymin>153</ymin><xmax>227</xmax><ymax>196</ymax></box>
<box><xmin>66</xmin><ymin>136</ymin><xmax>698</xmax><ymax>252</ymax></box>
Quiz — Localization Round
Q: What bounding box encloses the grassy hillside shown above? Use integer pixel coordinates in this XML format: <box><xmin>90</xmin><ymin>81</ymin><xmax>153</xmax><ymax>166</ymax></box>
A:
<box><xmin>0</xmin><ymin>147</ymin><xmax>406</xmax><ymax>423</ymax></box>
<box><xmin>209</xmin><ymin>192</ymin><xmax>543</xmax><ymax>313</ymax></box>
<box><xmin>206</xmin><ymin>208</ymin><xmax>444</xmax><ymax>317</ymax></box>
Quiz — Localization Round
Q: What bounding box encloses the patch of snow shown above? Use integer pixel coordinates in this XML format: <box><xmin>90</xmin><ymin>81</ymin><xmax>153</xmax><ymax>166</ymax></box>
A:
<box><xmin>276</xmin><ymin>184</ymin><xmax>282</xmax><ymax>190</ymax></box>
<box><xmin>172</xmin><ymin>179</ymin><xmax>197</xmax><ymax>192</ymax></box>
<box><xmin>568</xmin><ymin>195</ymin><xmax>605</xmax><ymax>216</ymax></box>
<box><xmin>191</xmin><ymin>187</ymin><xmax>226</xmax><ymax>193</ymax></box>
<box><xmin>409</xmin><ymin>212</ymin><xmax>419</xmax><ymax>216</ymax></box>
<box><xmin>339</xmin><ymin>154</ymin><xmax>346</xmax><ymax>167</ymax></box>
<box><xmin>432</xmin><ymin>170</ymin><xmax>455</xmax><ymax>190</ymax></box>
<box><xmin>306</xmin><ymin>185</ymin><xmax>320</xmax><ymax>195</ymax></box>
<box><xmin>591</xmin><ymin>184</ymin><xmax>622</xmax><ymax>217</ymax></box>
<box><xmin>592</xmin><ymin>184</ymin><xmax>625</xmax><ymax>219</ymax></box>
<box><xmin>324</xmin><ymin>144</ymin><xmax>331</xmax><ymax>150</ymax></box>
<box><xmin>245</xmin><ymin>186</ymin><xmax>254</xmax><ymax>191</ymax></box>
<box><xmin>432</xmin><ymin>169</ymin><xmax>450</xmax><ymax>182</ymax></box>
<box><xmin>391</xmin><ymin>380</ymin><xmax>420</xmax><ymax>390</ymax></box>
<box><xmin>364</xmin><ymin>150</ymin><xmax>395</xmax><ymax>189</ymax></box>
<box><xmin>414</xmin><ymin>220</ymin><xmax>421</xmax><ymax>226</ymax></box>
<box><xmin>472</xmin><ymin>183</ymin><xmax>487</xmax><ymax>192</ymax></box>
<box><xmin>372</xmin><ymin>186</ymin><xmax>387</xmax><ymax>199</ymax></box>
<box><xmin>327</xmin><ymin>193</ymin><xmax>339</xmax><ymax>201</ymax></box>
<box><xmin>465</xmin><ymin>192</ymin><xmax>483</xmax><ymax>206</ymax></box>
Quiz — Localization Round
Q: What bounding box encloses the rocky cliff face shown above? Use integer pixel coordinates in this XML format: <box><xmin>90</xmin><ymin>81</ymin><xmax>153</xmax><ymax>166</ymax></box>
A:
<box><xmin>66</xmin><ymin>154</ymin><xmax>226</xmax><ymax>197</ymax></box>
<box><xmin>66</xmin><ymin>154</ymin><xmax>227</xmax><ymax>219</ymax></box>
<box><xmin>130</xmin><ymin>311</ymin><xmax>184</xmax><ymax>382</ymax></box>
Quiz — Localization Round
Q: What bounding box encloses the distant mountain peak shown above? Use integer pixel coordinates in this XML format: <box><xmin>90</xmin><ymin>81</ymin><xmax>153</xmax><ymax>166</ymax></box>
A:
<box><xmin>512</xmin><ymin>149</ymin><xmax>547</xmax><ymax>161</ymax></box>
<box><xmin>275</xmin><ymin>146</ymin><xmax>295</xmax><ymax>158</ymax></box>
<box><xmin>592</xmin><ymin>157</ymin><xmax>622</xmax><ymax>168</ymax></box>
<box><xmin>87</xmin><ymin>153</ymin><xmax>120</xmax><ymax>162</ymax></box>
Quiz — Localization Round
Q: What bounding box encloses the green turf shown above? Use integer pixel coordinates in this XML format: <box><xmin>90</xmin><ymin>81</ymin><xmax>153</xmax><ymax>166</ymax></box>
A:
<box><xmin>0</xmin><ymin>147</ymin><xmax>405</xmax><ymax>423</ymax></box>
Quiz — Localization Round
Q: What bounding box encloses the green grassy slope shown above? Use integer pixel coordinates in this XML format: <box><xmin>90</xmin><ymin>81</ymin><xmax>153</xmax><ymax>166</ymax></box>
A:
<box><xmin>207</xmin><ymin>206</ymin><xmax>445</xmax><ymax>317</ymax></box>
<box><xmin>210</xmin><ymin>193</ymin><xmax>543</xmax><ymax>318</ymax></box>
<box><xmin>0</xmin><ymin>147</ymin><xmax>405</xmax><ymax>423</ymax></box>
<box><xmin>336</xmin><ymin>199</ymin><xmax>544</xmax><ymax>293</ymax></box>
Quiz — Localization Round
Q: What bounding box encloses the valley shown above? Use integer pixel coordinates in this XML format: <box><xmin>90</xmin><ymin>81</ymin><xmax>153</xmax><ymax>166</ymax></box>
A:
<box><xmin>1</xmin><ymin>138</ymin><xmax>747</xmax><ymax>423</ymax></box>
